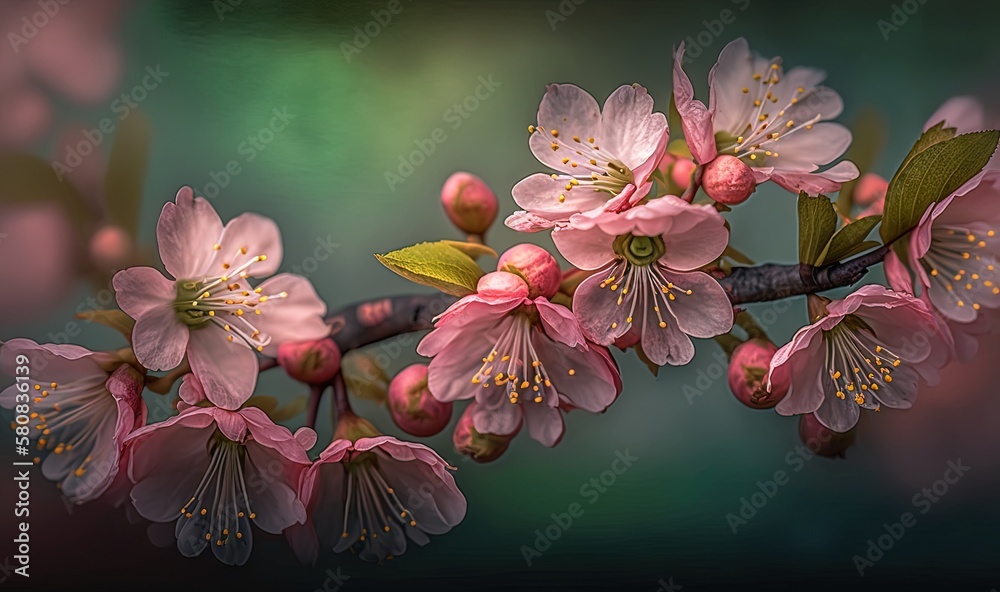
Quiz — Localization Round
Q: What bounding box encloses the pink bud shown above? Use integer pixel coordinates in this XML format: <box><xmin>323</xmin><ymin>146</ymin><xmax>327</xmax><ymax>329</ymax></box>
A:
<box><xmin>853</xmin><ymin>173</ymin><xmax>888</xmax><ymax>206</ymax></box>
<box><xmin>798</xmin><ymin>413</ymin><xmax>858</xmax><ymax>458</ymax></box>
<box><xmin>477</xmin><ymin>270</ymin><xmax>529</xmax><ymax>299</ymax></box>
<box><xmin>89</xmin><ymin>225</ymin><xmax>133</xmax><ymax>270</ymax></box>
<box><xmin>728</xmin><ymin>339</ymin><xmax>788</xmax><ymax>409</ymax></box>
<box><xmin>656</xmin><ymin>152</ymin><xmax>677</xmax><ymax>175</ymax></box>
<box><xmin>702</xmin><ymin>155</ymin><xmax>756</xmax><ymax>205</ymax></box>
<box><xmin>670</xmin><ymin>158</ymin><xmax>697</xmax><ymax>192</ymax></box>
<box><xmin>441</xmin><ymin>172</ymin><xmax>498</xmax><ymax>236</ymax></box>
<box><xmin>453</xmin><ymin>401</ymin><xmax>514</xmax><ymax>463</ymax></box>
<box><xmin>497</xmin><ymin>243</ymin><xmax>562</xmax><ymax>299</ymax></box>
<box><xmin>388</xmin><ymin>364</ymin><xmax>453</xmax><ymax>437</ymax></box>
<box><xmin>277</xmin><ymin>338</ymin><xmax>342</xmax><ymax>385</ymax></box>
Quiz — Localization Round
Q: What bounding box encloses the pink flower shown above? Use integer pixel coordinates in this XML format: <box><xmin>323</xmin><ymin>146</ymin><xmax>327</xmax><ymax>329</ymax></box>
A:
<box><xmin>125</xmin><ymin>396</ymin><xmax>314</xmax><ymax>566</ymax></box>
<box><xmin>0</xmin><ymin>339</ymin><xmax>145</xmax><ymax>503</ymax></box>
<box><xmin>416</xmin><ymin>271</ymin><xmax>621</xmax><ymax>447</ymax></box>
<box><xmin>506</xmin><ymin>84</ymin><xmax>669</xmax><ymax>232</ymax></box>
<box><xmin>768</xmin><ymin>286</ymin><xmax>945</xmax><ymax>432</ymax></box>
<box><xmin>554</xmin><ymin>196</ymin><xmax>733</xmax><ymax>366</ymax></box>
<box><xmin>113</xmin><ymin>187</ymin><xmax>329</xmax><ymax>409</ymax></box>
<box><xmin>673</xmin><ymin>38</ymin><xmax>858</xmax><ymax>195</ymax></box>
<box><xmin>884</xmin><ymin>173</ymin><xmax>1000</xmax><ymax>361</ymax></box>
<box><xmin>294</xmin><ymin>435</ymin><xmax>466</xmax><ymax>563</ymax></box>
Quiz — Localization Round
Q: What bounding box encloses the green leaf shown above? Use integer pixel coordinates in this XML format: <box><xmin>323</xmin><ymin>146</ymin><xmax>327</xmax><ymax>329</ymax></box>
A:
<box><xmin>440</xmin><ymin>240</ymin><xmax>497</xmax><ymax>260</ymax></box>
<box><xmin>880</xmin><ymin>130</ymin><xmax>1000</xmax><ymax>243</ymax></box>
<box><xmin>105</xmin><ymin>111</ymin><xmax>152</xmax><ymax>239</ymax></box>
<box><xmin>798</xmin><ymin>192</ymin><xmax>838</xmax><ymax>265</ymax></box>
<box><xmin>820</xmin><ymin>215</ymin><xmax>882</xmax><ymax>265</ymax></box>
<box><xmin>894</xmin><ymin>121</ymin><xmax>957</xmax><ymax>178</ymax></box>
<box><xmin>376</xmin><ymin>241</ymin><xmax>484</xmax><ymax>296</ymax></box>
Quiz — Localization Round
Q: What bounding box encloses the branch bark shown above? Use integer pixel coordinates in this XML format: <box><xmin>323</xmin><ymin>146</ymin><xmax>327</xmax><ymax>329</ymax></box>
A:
<box><xmin>324</xmin><ymin>245</ymin><xmax>891</xmax><ymax>348</ymax></box>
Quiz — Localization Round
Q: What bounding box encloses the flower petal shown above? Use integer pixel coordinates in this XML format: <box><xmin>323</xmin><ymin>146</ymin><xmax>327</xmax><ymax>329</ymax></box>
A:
<box><xmin>211</xmin><ymin>213</ymin><xmax>283</xmax><ymax>278</ymax></box>
<box><xmin>131</xmin><ymin>304</ymin><xmax>189</xmax><ymax>371</ymax></box>
<box><xmin>113</xmin><ymin>266</ymin><xmax>175</xmax><ymax>319</ymax></box>
<box><xmin>187</xmin><ymin>328</ymin><xmax>259</xmax><ymax>409</ymax></box>
<box><xmin>156</xmin><ymin>187</ymin><xmax>223</xmax><ymax>279</ymax></box>
<box><xmin>660</xmin><ymin>269</ymin><xmax>734</xmax><ymax>338</ymax></box>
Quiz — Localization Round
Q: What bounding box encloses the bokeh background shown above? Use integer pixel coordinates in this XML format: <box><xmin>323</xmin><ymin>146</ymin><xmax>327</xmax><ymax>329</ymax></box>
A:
<box><xmin>2</xmin><ymin>0</ymin><xmax>1000</xmax><ymax>590</ymax></box>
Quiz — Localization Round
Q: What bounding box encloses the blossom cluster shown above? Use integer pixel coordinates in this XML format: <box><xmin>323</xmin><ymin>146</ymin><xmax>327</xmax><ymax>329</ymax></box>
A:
<box><xmin>2</xmin><ymin>37</ymin><xmax>999</xmax><ymax>569</ymax></box>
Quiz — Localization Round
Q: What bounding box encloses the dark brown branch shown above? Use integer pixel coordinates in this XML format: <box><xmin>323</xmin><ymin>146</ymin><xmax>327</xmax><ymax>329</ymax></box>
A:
<box><xmin>328</xmin><ymin>293</ymin><xmax>457</xmax><ymax>352</ymax></box>
<box><xmin>322</xmin><ymin>246</ymin><xmax>890</xmax><ymax>350</ymax></box>
<box><xmin>720</xmin><ymin>245</ymin><xmax>891</xmax><ymax>305</ymax></box>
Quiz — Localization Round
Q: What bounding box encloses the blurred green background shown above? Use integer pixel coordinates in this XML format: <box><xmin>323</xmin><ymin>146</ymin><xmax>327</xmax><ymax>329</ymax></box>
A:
<box><xmin>4</xmin><ymin>0</ymin><xmax>1000</xmax><ymax>590</ymax></box>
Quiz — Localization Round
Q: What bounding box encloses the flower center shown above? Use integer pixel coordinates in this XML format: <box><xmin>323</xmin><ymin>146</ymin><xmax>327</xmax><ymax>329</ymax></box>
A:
<box><xmin>714</xmin><ymin>60</ymin><xmax>824</xmax><ymax>165</ymax></box>
<box><xmin>528</xmin><ymin>125</ymin><xmax>637</xmax><ymax>200</ymax></box>
<box><xmin>922</xmin><ymin>225</ymin><xmax>1000</xmax><ymax>312</ymax></box>
<box><xmin>824</xmin><ymin>316</ymin><xmax>902</xmax><ymax>410</ymax></box>
<box><xmin>28</xmin><ymin>373</ymin><xmax>114</xmax><ymax>481</ymax></box>
<box><xmin>340</xmin><ymin>452</ymin><xmax>419</xmax><ymax>545</ymax></box>
<box><xmin>596</xmin><ymin>258</ymin><xmax>694</xmax><ymax>334</ymax></box>
<box><xmin>177</xmin><ymin>432</ymin><xmax>255</xmax><ymax>550</ymax></box>
<box><xmin>470</xmin><ymin>312</ymin><xmax>568</xmax><ymax>405</ymax></box>
<box><xmin>172</xmin><ymin>247</ymin><xmax>288</xmax><ymax>352</ymax></box>
<box><xmin>614</xmin><ymin>233</ymin><xmax>665</xmax><ymax>266</ymax></box>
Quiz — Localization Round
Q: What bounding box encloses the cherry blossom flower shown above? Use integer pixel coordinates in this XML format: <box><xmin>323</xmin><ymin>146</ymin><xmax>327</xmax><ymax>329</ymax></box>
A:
<box><xmin>125</xmin><ymin>392</ymin><xmax>314</xmax><ymax>566</ymax></box>
<box><xmin>673</xmin><ymin>37</ymin><xmax>858</xmax><ymax>195</ymax></box>
<box><xmin>884</xmin><ymin>172</ymin><xmax>1000</xmax><ymax>360</ymax></box>
<box><xmin>0</xmin><ymin>339</ymin><xmax>145</xmax><ymax>503</ymax></box>
<box><xmin>293</xmin><ymin>422</ymin><xmax>466</xmax><ymax>564</ymax></box>
<box><xmin>506</xmin><ymin>83</ymin><xmax>668</xmax><ymax>232</ymax></box>
<box><xmin>416</xmin><ymin>271</ymin><xmax>620</xmax><ymax>447</ymax></box>
<box><xmin>768</xmin><ymin>286</ymin><xmax>945</xmax><ymax>432</ymax></box>
<box><xmin>113</xmin><ymin>187</ymin><xmax>329</xmax><ymax>409</ymax></box>
<box><xmin>554</xmin><ymin>196</ymin><xmax>733</xmax><ymax>366</ymax></box>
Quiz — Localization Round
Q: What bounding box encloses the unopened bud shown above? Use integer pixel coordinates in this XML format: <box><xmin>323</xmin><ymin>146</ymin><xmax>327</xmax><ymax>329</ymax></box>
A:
<box><xmin>703</xmin><ymin>155</ymin><xmax>756</xmax><ymax>205</ymax></box>
<box><xmin>441</xmin><ymin>172</ymin><xmax>498</xmax><ymax>236</ymax></box>
<box><xmin>477</xmin><ymin>270</ymin><xmax>529</xmax><ymax>299</ymax></box>
<box><xmin>728</xmin><ymin>338</ymin><xmax>788</xmax><ymax>409</ymax></box>
<box><xmin>334</xmin><ymin>410</ymin><xmax>382</xmax><ymax>442</ymax></box>
<box><xmin>853</xmin><ymin>173</ymin><xmax>888</xmax><ymax>206</ymax></box>
<box><xmin>388</xmin><ymin>364</ymin><xmax>453</xmax><ymax>437</ymax></box>
<box><xmin>498</xmin><ymin>243</ymin><xmax>561</xmax><ymax>299</ymax></box>
<box><xmin>277</xmin><ymin>338</ymin><xmax>342</xmax><ymax>385</ymax></box>
<box><xmin>453</xmin><ymin>401</ymin><xmax>514</xmax><ymax>463</ymax></box>
<box><xmin>89</xmin><ymin>225</ymin><xmax>133</xmax><ymax>270</ymax></box>
<box><xmin>799</xmin><ymin>413</ymin><xmax>858</xmax><ymax>458</ymax></box>
<box><xmin>670</xmin><ymin>157</ymin><xmax>697</xmax><ymax>192</ymax></box>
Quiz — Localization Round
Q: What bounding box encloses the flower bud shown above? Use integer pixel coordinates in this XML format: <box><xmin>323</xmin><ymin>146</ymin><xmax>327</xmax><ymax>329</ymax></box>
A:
<box><xmin>388</xmin><ymin>364</ymin><xmax>453</xmax><ymax>437</ymax></box>
<box><xmin>498</xmin><ymin>243</ymin><xmax>561</xmax><ymax>299</ymax></box>
<box><xmin>798</xmin><ymin>413</ymin><xmax>858</xmax><ymax>458</ymax></box>
<box><xmin>334</xmin><ymin>410</ymin><xmax>382</xmax><ymax>442</ymax></box>
<box><xmin>477</xmin><ymin>270</ymin><xmax>529</xmax><ymax>299</ymax></box>
<box><xmin>453</xmin><ymin>401</ymin><xmax>514</xmax><ymax>463</ymax></box>
<box><xmin>670</xmin><ymin>157</ymin><xmax>697</xmax><ymax>192</ymax></box>
<box><xmin>853</xmin><ymin>173</ymin><xmax>888</xmax><ymax>206</ymax></box>
<box><xmin>703</xmin><ymin>155</ymin><xmax>756</xmax><ymax>205</ymax></box>
<box><xmin>277</xmin><ymin>338</ymin><xmax>342</xmax><ymax>385</ymax></box>
<box><xmin>441</xmin><ymin>172</ymin><xmax>498</xmax><ymax>236</ymax></box>
<box><xmin>89</xmin><ymin>225</ymin><xmax>133</xmax><ymax>270</ymax></box>
<box><xmin>728</xmin><ymin>338</ymin><xmax>788</xmax><ymax>409</ymax></box>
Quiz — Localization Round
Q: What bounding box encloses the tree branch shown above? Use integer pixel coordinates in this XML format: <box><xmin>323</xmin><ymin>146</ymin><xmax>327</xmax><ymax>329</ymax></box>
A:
<box><xmin>323</xmin><ymin>245</ymin><xmax>890</xmax><ymax>349</ymax></box>
<box><xmin>720</xmin><ymin>245</ymin><xmax>891</xmax><ymax>305</ymax></box>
